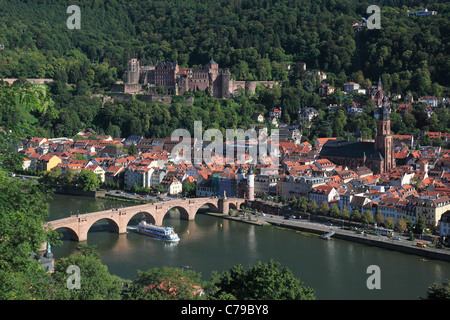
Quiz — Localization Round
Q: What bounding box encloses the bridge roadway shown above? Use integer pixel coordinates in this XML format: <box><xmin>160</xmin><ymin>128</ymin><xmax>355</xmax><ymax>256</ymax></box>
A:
<box><xmin>45</xmin><ymin>197</ymin><xmax>246</xmax><ymax>242</ymax></box>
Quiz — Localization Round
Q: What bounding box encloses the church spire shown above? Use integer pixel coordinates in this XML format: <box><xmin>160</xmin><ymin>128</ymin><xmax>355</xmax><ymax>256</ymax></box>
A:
<box><xmin>379</xmin><ymin>95</ymin><xmax>390</xmax><ymax>121</ymax></box>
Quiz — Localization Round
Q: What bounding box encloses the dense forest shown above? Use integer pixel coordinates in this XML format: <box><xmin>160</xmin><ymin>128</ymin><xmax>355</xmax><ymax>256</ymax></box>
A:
<box><xmin>0</xmin><ymin>0</ymin><xmax>449</xmax><ymax>141</ymax></box>
<box><xmin>0</xmin><ymin>0</ymin><xmax>448</xmax><ymax>86</ymax></box>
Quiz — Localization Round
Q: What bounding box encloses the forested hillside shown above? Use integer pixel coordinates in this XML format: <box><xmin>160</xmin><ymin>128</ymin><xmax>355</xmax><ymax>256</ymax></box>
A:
<box><xmin>0</xmin><ymin>0</ymin><xmax>448</xmax><ymax>87</ymax></box>
<box><xmin>0</xmin><ymin>0</ymin><xmax>449</xmax><ymax>141</ymax></box>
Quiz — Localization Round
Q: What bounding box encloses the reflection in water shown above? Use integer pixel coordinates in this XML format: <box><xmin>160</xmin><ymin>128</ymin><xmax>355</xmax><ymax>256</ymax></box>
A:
<box><xmin>48</xmin><ymin>195</ymin><xmax>450</xmax><ymax>300</ymax></box>
<box><xmin>247</xmin><ymin>226</ymin><xmax>257</xmax><ymax>260</ymax></box>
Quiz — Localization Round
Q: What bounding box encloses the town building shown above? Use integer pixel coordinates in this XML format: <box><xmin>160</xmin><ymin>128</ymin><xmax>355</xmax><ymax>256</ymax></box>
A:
<box><xmin>416</xmin><ymin>195</ymin><xmax>450</xmax><ymax>227</ymax></box>
<box><xmin>36</xmin><ymin>155</ymin><xmax>62</xmax><ymax>172</ymax></box>
<box><xmin>439</xmin><ymin>211</ymin><xmax>450</xmax><ymax>237</ymax></box>
<box><xmin>343</xmin><ymin>82</ymin><xmax>360</xmax><ymax>94</ymax></box>
<box><xmin>309</xmin><ymin>185</ymin><xmax>338</xmax><ymax>206</ymax></box>
<box><xmin>161</xmin><ymin>175</ymin><xmax>182</xmax><ymax>195</ymax></box>
<box><xmin>279</xmin><ymin>175</ymin><xmax>328</xmax><ymax>200</ymax></box>
<box><xmin>319</xmin><ymin>94</ymin><xmax>395</xmax><ymax>174</ymax></box>
<box><xmin>254</xmin><ymin>174</ymin><xmax>280</xmax><ymax>197</ymax></box>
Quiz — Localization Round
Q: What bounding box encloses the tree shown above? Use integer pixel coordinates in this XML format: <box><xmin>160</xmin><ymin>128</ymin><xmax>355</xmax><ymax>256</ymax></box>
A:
<box><xmin>51</xmin><ymin>244</ymin><xmax>123</xmax><ymax>300</ymax></box>
<box><xmin>128</xmin><ymin>142</ymin><xmax>138</xmax><ymax>156</ymax></box>
<box><xmin>362</xmin><ymin>210</ymin><xmax>374</xmax><ymax>226</ymax></box>
<box><xmin>182</xmin><ymin>181</ymin><xmax>196</xmax><ymax>197</ymax></box>
<box><xmin>351</xmin><ymin>209</ymin><xmax>361</xmax><ymax>222</ymax></box>
<box><xmin>341</xmin><ymin>206</ymin><xmax>350</xmax><ymax>220</ymax></box>
<box><xmin>396</xmin><ymin>218</ymin><xmax>407</xmax><ymax>233</ymax></box>
<box><xmin>289</xmin><ymin>196</ymin><xmax>298</xmax><ymax>209</ymax></box>
<box><xmin>375</xmin><ymin>212</ymin><xmax>384</xmax><ymax>226</ymax></box>
<box><xmin>124</xmin><ymin>266</ymin><xmax>205</xmax><ymax>300</ymax></box>
<box><xmin>385</xmin><ymin>217</ymin><xmax>395</xmax><ymax>231</ymax></box>
<box><xmin>403</xmin><ymin>215</ymin><xmax>414</xmax><ymax>231</ymax></box>
<box><xmin>423</xmin><ymin>279</ymin><xmax>450</xmax><ymax>300</ymax></box>
<box><xmin>298</xmin><ymin>197</ymin><xmax>308</xmax><ymax>214</ymax></box>
<box><xmin>77</xmin><ymin>169</ymin><xmax>100</xmax><ymax>191</ymax></box>
<box><xmin>329</xmin><ymin>204</ymin><xmax>340</xmax><ymax>218</ymax></box>
<box><xmin>153</xmin><ymin>184</ymin><xmax>165</xmax><ymax>194</ymax></box>
<box><xmin>319</xmin><ymin>201</ymin><xmax>330</xmax><ymax>216</ymax></box>
<box><xmin>419</xmin><ymin>134</ymin><xmax>431</xmax><ymax>147</ymax></box>
<box><xmin>211</xmin><ymin>260</ymin><xmax>315</xmax><ymax>300</ymax></box>
<box><xmin>309</xmin><ymin>200</ymin><xmax>318</xmax><ymax>215</ymax></box>
<box><xmin>414</xmin><ymin>215</ymin><xmax>427</xmax><ymax>235</ymax></box>
<box><xmin>0</xmin><ymin>82</ymin><xmax>60</xmax><ymax>300</ymax></box>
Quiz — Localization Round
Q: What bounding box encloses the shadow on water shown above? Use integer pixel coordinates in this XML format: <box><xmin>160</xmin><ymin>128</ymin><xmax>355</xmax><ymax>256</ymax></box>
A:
<box><xmin>48</xmin><ymin>195</ymin><xmax>450</xmax><ymax>300</ymax></box>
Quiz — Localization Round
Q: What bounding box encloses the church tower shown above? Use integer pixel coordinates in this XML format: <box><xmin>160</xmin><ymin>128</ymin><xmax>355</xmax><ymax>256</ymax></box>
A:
<box><xmin>375</xmin><ymin>96</ymin><xmax>395</xmax><ymax>173</ymax></box>
<box><xmin>247</xmin><ymin>167</ymin><xmax>255</xmax><ymax>201</ymax></box>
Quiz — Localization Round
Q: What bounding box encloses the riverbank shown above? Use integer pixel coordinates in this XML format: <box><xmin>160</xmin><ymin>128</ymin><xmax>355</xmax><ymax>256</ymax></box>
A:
<box><xmin>201</xmin><ymin>211</ymin><xmax>270</xmax><ymax>226</ymax></box>
<box><xmin>202</xmin><ymin>211</ymin><xmax>450</xmax><ymax>262</ymax></box>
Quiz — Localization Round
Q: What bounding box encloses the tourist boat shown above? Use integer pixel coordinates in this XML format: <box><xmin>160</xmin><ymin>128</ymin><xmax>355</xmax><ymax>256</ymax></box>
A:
<box><xmin>136</xmin><ymin>221</ymin><xmax>180</xmax><ymax>242</ymax></box>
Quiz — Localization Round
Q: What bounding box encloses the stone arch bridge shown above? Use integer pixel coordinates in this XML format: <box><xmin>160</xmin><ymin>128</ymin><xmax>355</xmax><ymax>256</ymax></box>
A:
<box><xmin>45</xmin><ymin>197</ymin><xmax>247</xmax><ymax>242</ymax></box>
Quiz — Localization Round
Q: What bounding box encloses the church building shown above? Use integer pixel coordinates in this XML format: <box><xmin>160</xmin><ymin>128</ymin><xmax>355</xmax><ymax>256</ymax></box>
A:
<box><xmin>318</xmin><ymin>94</ymin><xmax>395</xmax><ymax>174</ymax></box>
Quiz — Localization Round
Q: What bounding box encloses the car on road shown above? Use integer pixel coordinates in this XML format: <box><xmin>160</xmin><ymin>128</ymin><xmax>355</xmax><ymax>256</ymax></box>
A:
<box><xmin>416</xmin><ymin>242</ymin><xmax>426</xmax><ymax>247</ymax></box>
<box><xmin>392</xmin><ymin>236</ymin><xmax>401</xmax><ymax>240</ymax></box>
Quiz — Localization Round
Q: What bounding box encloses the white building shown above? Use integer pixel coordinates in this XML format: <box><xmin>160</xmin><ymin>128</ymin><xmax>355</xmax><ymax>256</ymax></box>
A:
<box><xmin>343</xmin><ymin>82</ymin><xmax>360</xmax><ymax>94</ymax></box>
<box><xmin>308</xmin><ymin>185</ymin><xmax>338</xmax><ymax>206</ymax></box>
<box><xmin>439</xmin><ymin>211</ymin><xmax>450</xmax><ymax>237</ymax></box>
<box><xmin>377</xmin><ymin>197</ymin><xmax>416</xmax><ymax>225</ymax></box>
<box><xmin>124</xmin><ymin>165</ymin><xmax>155</xmax><ymax>189</ymax></box>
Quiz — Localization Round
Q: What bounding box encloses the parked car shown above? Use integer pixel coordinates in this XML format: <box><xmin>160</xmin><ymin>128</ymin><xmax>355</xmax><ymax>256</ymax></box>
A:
<box><xmin>416</xmin><ymin>242</ymin><xmax>426</xmax><ymax>248</ymax></box>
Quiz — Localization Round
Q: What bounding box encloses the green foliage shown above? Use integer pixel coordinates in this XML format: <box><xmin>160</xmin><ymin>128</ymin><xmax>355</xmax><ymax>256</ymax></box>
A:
<box><xmin>362</xmin><ymin>210</ymin><xmax>374</xmax><ymax>225</ymax></box>
<box><xmin>0</xmin><ymin>1</ymin><xmax>447</xmax><ymax>88</ymax></box>
<box><xmin>423</xmin><ymin>279</ymin><xmax>450</xmax><ymax>300</ymax></box>
<box><xmin>0</xmin><ymin>82</ymin><xmax>61</xmax><ymax>300</ymax></box>
<box><xmin>51</xmin><ymin>244</ymin><xmax>123</xmax><ymax>300</ymax></box>
<box><xmin>351</xmin><ymin>209</ymin><xmax>362</xmax><ymax>222</ymax></box>
<box><xmin>2</xmin><ymin>0</ymin><xmax>449</xmax><ymax>142</ymax></box>
<box><xmin>414</xmin><ymin>215</ymin><xmax>427</xmax><ymax>235</ymax></box>
<box><xmin>210</xmin><ymin>260</ymin><xmax>315</xmax><ymax>300</ymax></box>
<box><xmin>124</xmin><ymin>266</ymin><xmax>206</xmax><ymax>300</ymax></box>
<box><xmin>182</xmin><ymin>181</ymin><xmax>196</xmax><ymax>197</ymax></box>
<box><xmin>40</xmin><ymin>168</ymin><xmax>100</xmax><ymax>191</ymax></box>
<box><xmin>77</xmin><ymin>169</ymin><xmax>100</xmax><ymax>191</ymax></box>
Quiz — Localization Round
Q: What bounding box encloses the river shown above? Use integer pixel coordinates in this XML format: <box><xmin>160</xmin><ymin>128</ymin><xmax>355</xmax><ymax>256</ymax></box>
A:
<box><xmin>47</xmin><ymin>194</ymin><xmax>450</xmax><ymax>300</ymax></box>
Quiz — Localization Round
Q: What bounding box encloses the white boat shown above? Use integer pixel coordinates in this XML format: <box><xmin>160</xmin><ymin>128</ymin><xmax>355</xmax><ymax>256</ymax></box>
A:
<box><xmin>136</xmin><ymin>221</ymin><xmax>180</xmax><ymax>242</ymax></box>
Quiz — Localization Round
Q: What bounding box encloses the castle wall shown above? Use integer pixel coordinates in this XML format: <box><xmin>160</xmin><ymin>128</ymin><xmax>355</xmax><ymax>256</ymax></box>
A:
<box><xmin>122</xmin><ymin>58</ymin><xmax>280</xmax><ymax>98</ymax></box>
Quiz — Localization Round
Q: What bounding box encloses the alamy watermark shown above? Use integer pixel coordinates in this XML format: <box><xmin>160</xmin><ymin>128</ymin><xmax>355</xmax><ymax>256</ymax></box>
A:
<box><xmin>67</xmin><ymin>5</ymin><xmax>81</xmax><ymax>30</ymax></box>
<box><xmin>66</xmin><ymin>265</ymin><xmax>81</xmax><ymax>289</ymax></box>
<box><xmin>170</xmin><ymin>121</ymin><xmax>280</xmax><ymax>169</ymax></box>
<box><xmin>366</xmin><ymin>265</ymin><xmax>381</xmax><ymax>290</ymax></box>
<box><xmin>367</xmin><ymin>5</ymin><xmax>381</xmax><ymax>29</ymax></box>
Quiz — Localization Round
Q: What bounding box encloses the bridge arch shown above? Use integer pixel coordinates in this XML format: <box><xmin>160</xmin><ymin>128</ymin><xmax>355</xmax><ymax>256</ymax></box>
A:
<box><xmin>196</xmin><ymin>202</ymin><xmax>219</xmax><ymax>213</ymax></box>
<box><xmin>83</xmin><ymin>217</ymin><xmax>121</xmax><ymax>241</ymax></box>
<box><xmin>53</xmin><ymin>226</ymin><xmax>79</xmax><ymax>241</ymax></box>
<box><xmin>125</xmin><ymin>211</ymin><xmax>156</xmax><ymax>226</ymax></box>
<box><xmin>228</xmin><ymin>202</ymin><xmax>246</xmax><ymax>210</ymax></box>
<box><xmin>162</xmin><ymin>206</ymin><xmax>190</xmax><ymax>221</ymax></box>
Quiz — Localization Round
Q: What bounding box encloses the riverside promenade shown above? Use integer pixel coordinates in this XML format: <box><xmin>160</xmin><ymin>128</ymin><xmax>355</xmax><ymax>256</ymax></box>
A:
<box><xmin>202</xmin><ymin>211</ymin><xmax>450</xmax><ymax>262</ymax></box>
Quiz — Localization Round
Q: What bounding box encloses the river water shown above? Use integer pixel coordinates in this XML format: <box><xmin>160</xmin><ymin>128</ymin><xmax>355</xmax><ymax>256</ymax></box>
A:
<box><xmin>47</xmin><ymin>194</ymin><xmax>450</xmax><ymax>300</ymax></box>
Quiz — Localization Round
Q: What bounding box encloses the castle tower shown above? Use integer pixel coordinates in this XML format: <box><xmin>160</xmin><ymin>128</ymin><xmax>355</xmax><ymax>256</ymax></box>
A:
<box><xmin>375</xmin><ymin>96</ymin><xmax>395</xmax><ymax>173</ymax></box>
<box><xmin>247</xmin><ymin>167</ymin><xmax>255</xmax><ymax>201</ymax></box>
<box><xmin>220</xmin><ymin>68</ymin><xmax>231</xmax><ymax>98</ymax></box>
<box><xmin>125</xmin><ymin>58</ymin><xmax>140</xmax><ymax>84</ymax></box>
